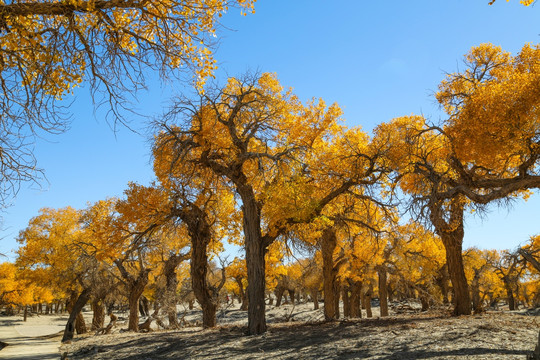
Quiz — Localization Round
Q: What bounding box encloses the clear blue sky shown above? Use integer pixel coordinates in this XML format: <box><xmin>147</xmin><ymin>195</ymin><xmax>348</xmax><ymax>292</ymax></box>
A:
<box><xmin>1</xmin><ymin>1</ymin><xmax>539</xmax><ymax>260</ymax></box>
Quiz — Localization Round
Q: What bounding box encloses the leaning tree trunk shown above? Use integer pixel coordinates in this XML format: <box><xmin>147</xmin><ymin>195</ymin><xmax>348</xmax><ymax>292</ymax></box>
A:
<box><xmin>377</xmin><ymin>266</ymin><xmax>389</xmax><ymax>317</ymax></box>
<box><xmin>62</xmin><ymin>288</ymin><xmax>91</xmax><ymax>343</ymax></box>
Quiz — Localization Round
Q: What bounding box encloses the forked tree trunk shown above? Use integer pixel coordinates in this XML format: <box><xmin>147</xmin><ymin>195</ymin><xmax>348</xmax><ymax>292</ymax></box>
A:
<box><xmin>275</xmin><ymin>287</ymin><xmax>285</xmax><ymax>307</ymax></box>
<box><xmin>62</xmin><ymin>288</ymin><xmax>91</xmax><ymax>343</ymax></box>
<box><xmin>378</xmin><ymin>267</ymin><xmax>389</xmax><ymax>317</ymax></box>
<box><xmin>115</xmin><ymin>260</ymin><xmax>151</xmax><ymax>332</ymax></box>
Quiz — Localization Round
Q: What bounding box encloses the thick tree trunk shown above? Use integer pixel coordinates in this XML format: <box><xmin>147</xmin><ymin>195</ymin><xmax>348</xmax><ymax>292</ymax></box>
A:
<box><xmin>437</xmin><ymin>264</ymin><xmax>450</xmax><ymax>304</ymax></box>
<box><xmin>91</xmin><ymin>298</ymin><xmax>105</xmax><ymax>330</ymax></box>
<box><xmin>239</xmin><ymin>185</ymin><xmax>268</xmax><ymax>335</ymax></box>
<box><xmin>505</xmin><ymin>283</ymin><xmax>516</xmax><ymax>311</ymax></box>
<box><xmin>190</xmin><ymin>217</ymin><xmax>220</xmax><ymax>329</ymax></box>
<box><xmin>471</xmin><ymin>272</ymin><xmax>484</xmax><ymax>314</ymax></box>
<box><xmin>163</xmin><ymin>255</ymin><xmax>182</xmax><ymax>329</ymax></box>
<box><xmin>23</xmin><ymin>306</ymin><xmax>28</xmax><ymax>322</ymax></box>
<box><xmin>431</xmin><ymin>199</ymin><xmax>471</xmax><ymax>316</ymax></box>
<box><xmin>441</xmin><ymin>231</ymin><xmax>471</xmax><ymax>315</ymax></box>
<box><xmin>378</xmin><ymin>267</ymin><xmax>389</xmax><ymax>317</ymax></box>
<box><xmin>139</xmin><ymin>296</ymin><xmax>149</xmax><ymax>317</ymax></box>
<box><xmin>128</xmin><ymin>292</ymin><xmax>141</xmax><ymax>332</ymax></box>
<box><xmin>62</xmin><ymin>288</ymin><xmax>91</xmax><ymax>343</ymax></box>
<box><xmin>275</xmin><ymin>287</ymin><xmax>284</xmax><ymax>307</ymax></box>
<box><xmin>349</xmin><ymin>281</ymin><xmax>362</xmax><ymax>318</ymax></box>
<box><xmin>245</xmin><ymin>232</ymin><xmax>266</xmax><ymax>335</ymax></box>
<box><xmin>364</xmin><ymin>285</ymin><xmax>373</xmax><ymax>318</ymax></box>
<box><xmin>115</xmin><ymin>260</ymin><xmax>151</xmax><ymax>332</ymax></box>
<box><xmin>321</xmin><ymin>227</ymin><xmax>338</xmax><ymax>321</ymax></box>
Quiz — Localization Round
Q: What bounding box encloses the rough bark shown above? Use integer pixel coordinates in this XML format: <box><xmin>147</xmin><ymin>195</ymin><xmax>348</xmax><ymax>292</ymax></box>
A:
<box><xmin>239</xmin><ymin>184</ymin><xmax>268</xmax><ymax>335</ymax></box>
<box><xmin>430</xmin><ymin>199</ymin><xmax>471</xmax><ymax>316</ymax></box>
<box><xmin>321</xmin><ymin>227</ymin><xmax>338</xmax><ymax>321</ymax></box>
<box><xmin>162</xmin><ymin>253</ymin><xmax>186</xmax><ymax>329</ymax></box>
<box><xmin>471</xmin><ymin>270</ymin><xmax>484</xmax><ymax>314</ymax></box>
<box><xmin>189</xmin><ymin>211</ymin><xmax>220</xmax><ymax>329</ymax></box>
<box><xmin>91</xmin><ymin>298</ymin><xmax>105</xmax><ymax>330</ymax></box>
<box><xmin>115</xmin><ymin>260</ymin><xmax>151</xmax><ymax>332</ymax></box>
<box><xmin>377</xmin><ymin>267</ymin><xmax>389</xmax><ymax>317</ymax></box>
<box><xmin>364</xmin><ymin>285</ymin><xmax>373</xmax><ymax>318</ymax></box>
<box><xmin>349</xmin><ymin>280</ymin><xmax>362</xmax><ymax>318</ymax></box>
<box><xmin>62</xmin><ymin>288</ymin><xmax>91</xmax><ymax>343</ymax></box>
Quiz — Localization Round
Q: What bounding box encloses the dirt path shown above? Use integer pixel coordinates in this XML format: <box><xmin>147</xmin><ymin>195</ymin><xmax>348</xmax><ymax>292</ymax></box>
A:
<box><xmin>0</xmin><ymin>315</ymin><xmax>64</xmax><ymax>359</ymax></box>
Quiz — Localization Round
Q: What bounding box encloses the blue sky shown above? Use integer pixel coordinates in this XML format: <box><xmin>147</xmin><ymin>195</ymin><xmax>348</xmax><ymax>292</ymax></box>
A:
<box><xmin>1</xmin><ymin>1</ymin><xmax>539</xmax><ymax>259</ymax></box>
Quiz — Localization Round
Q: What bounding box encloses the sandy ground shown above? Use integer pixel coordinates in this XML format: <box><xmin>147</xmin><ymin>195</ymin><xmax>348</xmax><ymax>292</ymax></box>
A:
<box><xmin>52</xmin><ymin>301</ymin><xmax>540</xmax><ymax>360</ymax></box>
<box><xmin>0</xmin><ymin>312</ymin><xmax>67</xmax><ymax>359</ymax></box>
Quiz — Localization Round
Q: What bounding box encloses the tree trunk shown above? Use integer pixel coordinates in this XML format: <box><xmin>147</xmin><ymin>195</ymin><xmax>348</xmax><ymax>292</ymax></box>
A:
<box><xmin>62</xmin><ymin>288</ymin><xmax>91</xmax><ymax>343</ymax></box>
<box><xmin>238</xmin><ymin>186</ymin><xmax>269</xmax><ymax>335</ymax></box>
<box><xmin>505</xmin><ymin>282</ymin><xmax>516</xmax><ymax>311</ymax></box>
<box><xmin>471</xmin><ymin>272</ymin><xmax>483</xmax><ymax>314</ymax></box>
<box><xmin>349</xmin><ymin>281</ymin><xmax>362</xmax><ymax>318</ymax></box>
<box><xmin>190</xmin><ymin>217</ymin><xmax>219</xmax><ymax>329</ymax></box>
<box><xmin>289</xmin><ymin>289</ymin><xmax>295</xmax><ymax>305</ymax></box>
<box><xmin>139</xmin><ymin>296</ymin><xmax>149</xmax><ymax>317</ymax></box>
<box><xmin>442</xmin><ymin>231</ymin><xmax>471</xmax><ymax>315</ymax></box>
<box><xmin>245</xmin><ymin>232</ymin><xmax>266</xmax><ymax>335</ymax></box>
<box><xmin>342</xmin><ymin>286</ymin><xmax>350</xmax><ymax>318</ymax></box>
<box><xmin>163</xmin><ymin>254</ymin><xmax>182</xmax><ymax>329</ymax></box>
<box><xmin>23</xmin><ymin>306</ymin><xmax>28</xmax><ymax>322</ymax></box>
<box><xmin>91</xmin><ymin>298</ymin><xmax>105</xmax><ymax>330</ymax></box>
<box><xmin>128</xmin><ymin>292</ymin><xmax>141</xmax><ymax>332</ymax></box>
<box><xmin>115</xmin><ymin>260</ymin><xmax>151</xmax><ymax>332</ymax></box>
<box><xmin>311</xmin><ymin>289</ymin><xmax>319</xmax><ymax>310</ymax></box>
<box><xmin>364</xmin><ymin>285</ymin><xmax>373</xmax><ymax>318</ymax></box>
<box><xmin>431</xmin><ymin>199</ymin><xmax>471</xmax><ymax>316</ymax></box>
<box><xmin>334</xmin><ymin>282</ymin><xmax>341</xmax><ymax>319</ymax></box>
<box><xmin>321</xmin><ymin>227</ymin><xmax>338</xmax><ymax>321</ymax></box>
<box><xmin>275</xmin><ymin>287</ymin><xmax>284</xmax><ymax>307</ymax></box>
<box><xmin>378</xmin><ymin>267</ymin><xmax>389</xmax><ymax>317</ymax></box>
